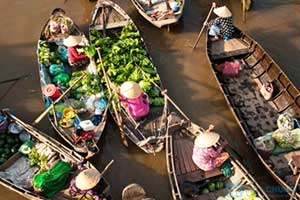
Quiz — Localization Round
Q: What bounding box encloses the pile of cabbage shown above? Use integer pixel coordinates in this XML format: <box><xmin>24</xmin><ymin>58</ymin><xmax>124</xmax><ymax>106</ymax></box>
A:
<box><xmin>90</xmin><ymin>24</ymin><xmax>164</xmax><ymax>106</ymax></box>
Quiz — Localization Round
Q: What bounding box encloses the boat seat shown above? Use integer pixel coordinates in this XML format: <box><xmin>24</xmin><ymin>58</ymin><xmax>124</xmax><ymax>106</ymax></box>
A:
<box><xmin>174</xmin><ymin>135</ymin><xmax>222</xmax><ymax>183</ymax></box>
<box><xmin>209</xmin><ymin>38</ymin><xmax>250</xmax><ymax>60</ymax></box>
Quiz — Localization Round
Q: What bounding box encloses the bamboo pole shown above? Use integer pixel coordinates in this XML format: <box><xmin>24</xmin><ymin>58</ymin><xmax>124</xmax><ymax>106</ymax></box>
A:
<box><xmin>96</xmin><ymin>48</ymin><xmax>128</xmax><ymax>147</ymax></box>
<box><xmin>289</xmin><ymin>173</ymin><xmax>300</xmax><ymax>200</ymax></box>
<box><xmin>33</xmin><ymin>72</ymin><xmax>87</xmax><ymax>125</ymax></box>
<box><xmin>192</xmin><ymin>2</ymin><xmax>216</xmax><ymax>50</ymax></box>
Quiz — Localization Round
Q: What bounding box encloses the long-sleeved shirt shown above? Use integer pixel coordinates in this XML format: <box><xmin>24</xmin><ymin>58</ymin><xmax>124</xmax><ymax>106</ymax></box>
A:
<box><xmin>208</xmin><ymin>17</ymin><xmax>234</xmax><ymax>39</ymax></box>
<box><xmin>192</xmin><ymin>145</ymin><xmax>223</xmax><ymax>171</ymax></box>
<box><xmin>67</xmin><ymin>45</ymin><xmax>88</xmax><ymax>63</ymax></box>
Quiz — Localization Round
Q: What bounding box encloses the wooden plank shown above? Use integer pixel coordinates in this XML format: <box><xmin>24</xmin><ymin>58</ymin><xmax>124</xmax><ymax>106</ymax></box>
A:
<box><xmin>94</xmin><ymin>20</ymin><xmax>130</xmax><ymax>30</ymax></box>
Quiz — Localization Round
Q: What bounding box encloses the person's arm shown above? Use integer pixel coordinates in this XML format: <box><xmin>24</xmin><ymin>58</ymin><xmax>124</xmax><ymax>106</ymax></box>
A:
<box><xmin>69</xmin><ymin>46</ymin><xmax>88</xmax><ymax>60</ymax></box>
<box><xmin>209</xmin><ymin>146</ymin><xmax>223</xmax><ymax>158</ymax></box>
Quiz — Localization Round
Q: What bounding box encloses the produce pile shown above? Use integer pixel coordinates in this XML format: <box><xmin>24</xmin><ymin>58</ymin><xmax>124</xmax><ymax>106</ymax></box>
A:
<box><xmin>90</xmin><ymin>24</ymin><xmax>164</xmax><ymax>106</ymax></box>
<box><xmin>38</xmin><ymin>40</ymin><xmax>62</xmax><ymax>66</ymax></box>
<box><xmin>69</xmin><ymin>72</ymin><xmax>103</xmax><ymax>100</ymax></box>
<box><xmin>0</xmin><ymin>131</ymin><xmax>22</xmax><ymax>165</ymax></box>
<box><xmin>217</xmin><ymin>189</ymin><xmax>259</xmax><ymax>200</ymax></box>
<box><xmin>200</xmin><ymin>181</ymin><xmax>224</xmax><ymax>194</ymax></box>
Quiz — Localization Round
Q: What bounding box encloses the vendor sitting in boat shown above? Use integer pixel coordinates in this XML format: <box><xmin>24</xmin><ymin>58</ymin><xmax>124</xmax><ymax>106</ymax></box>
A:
<box><xmin>192</xmin><ymin>125</ymin><xmax>229</xmax><ymax>171</ymax></box>
<box><xmin>69</xmin><ymin>168</ymin><xmax>105</xmax><ymax>200</ymax></box>
<box><xmin>119</xmin><ymin>81</ymin><xmax>150</xmax><ymax>119</ymax></box>
<box><xmin>208</xmin><ymin>6</ymin><xmax>234</xmax><ymax>41</ymax></box>
<box><xmin>63</xmin><ymin>35</ymin><xmax>90</xmax><ymax>68</ymax></box>
<box><xmin>44</xmin><ymin>8</ymin><xmax>73</xmax><ymax>43</ymax></box>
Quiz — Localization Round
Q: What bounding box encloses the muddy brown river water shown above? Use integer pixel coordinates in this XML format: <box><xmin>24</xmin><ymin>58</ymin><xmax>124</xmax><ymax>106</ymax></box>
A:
<box><xmin>1</xmin><ymin>0</ymin><xmax>300</xmax><ymax>199</ymax></box>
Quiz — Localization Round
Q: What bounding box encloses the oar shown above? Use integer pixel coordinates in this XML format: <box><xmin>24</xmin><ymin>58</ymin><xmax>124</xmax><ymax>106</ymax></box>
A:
<box><xmin>289</xmin><ymin>173</ymin><xmax>300</xmax><ymax>200</ymax></box>
<box><xmin>192</xmin><ymin>2</ymin><xmax>216</xmax><ymax>50</ymax></box>
<box><xmin>96</xmin><ymin>48</ymin><xmax>128</xmax><ymax>147</ymax></box>
<box><xmin>32</xmin><ymin>72</ymin><xmax>87</xmax><ymax>125</ymax></box>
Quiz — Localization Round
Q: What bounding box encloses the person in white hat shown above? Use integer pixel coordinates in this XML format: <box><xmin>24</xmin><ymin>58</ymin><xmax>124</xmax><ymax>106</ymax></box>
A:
<box><xmin>207</xmin><ymin>6</ymin><xmax>235</xmax><ymax>41</ymax></box>
<box><xmin>192</xmin><ymin>125</ymin><xmax>229</xmax><ymax>171</ymax></box>
<box><xmin>63</xmin><ymin>35</ymin><xmax>90</xmax><ymax>68</ymax></box>
<box><xmin>69</xmin><ymin>168</ymin><xmax>107</xmax><ymax>200</ymax></box>
<box><xmin>119</xmin><ymin>81</ymin><xmax>150</xmax><ymax>119</ymax></box>
<box><xmin>122</xmin><ymin>183</ymin><xmax>156</xmax><ymax>200</ymax></box>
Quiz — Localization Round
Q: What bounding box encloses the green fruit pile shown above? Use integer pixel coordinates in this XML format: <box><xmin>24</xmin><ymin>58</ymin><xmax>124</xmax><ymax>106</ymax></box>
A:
<box><xmin>201</xmin><ymin>181</ymin><xmax>225</xmax><ymax>194</ymax></box>
<box><xmin>38</xmin><ymin>40</ymin><xmax>61</xmax><ymax>66</ymax></box>
<box><xmin>0</xmin><ymin>132</ymin><xmax>22</xmax><ymax>165</ymax></box>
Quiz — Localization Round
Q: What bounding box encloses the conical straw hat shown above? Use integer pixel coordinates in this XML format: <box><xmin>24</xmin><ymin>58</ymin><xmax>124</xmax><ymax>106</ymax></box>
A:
<box><xmin>63</xmin><ymin>35</ymin><xmax>83</xmax><ymax>47</ymax></box>
<box><xmin>194</xmin><ymin>130</ymin><xmax>220</xmax><ymax>148</ymax></box>
<box><xmin>122</xmin><ymin>183</ymin><xmax>146</xmax><ymax>200</ymax></box>
<box><xmin>213</xmin><ymin>6</ymin><xmax>232</xmax><ymax>18</ymax></box>
<box><xmin>120</xmin><ymin>81</ymin><xmax>143</xmax><ymax>99</ymax></box>
<box><xmin>75</xmin><ymin>168</ymin><xmax>101</xmax><ymax>190</ymax></box>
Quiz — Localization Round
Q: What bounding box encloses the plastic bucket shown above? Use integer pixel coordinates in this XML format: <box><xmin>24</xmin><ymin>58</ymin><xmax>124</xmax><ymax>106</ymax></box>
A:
<box><xmin>43</xmin><ymin>84</ymin><xmax>61</xmax><ymax>99</ymax></box>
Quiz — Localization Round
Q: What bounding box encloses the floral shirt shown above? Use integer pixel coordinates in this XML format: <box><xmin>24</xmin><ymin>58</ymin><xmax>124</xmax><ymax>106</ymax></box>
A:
<box><xmin>192</xmin><ymin>145</ymin><xmax>223</xmax><ymax>171</ymax></box>
<box><xmin>209</xmin><ymin>17</ymin><xmax>234</xmax><ymax>39</ymax></box>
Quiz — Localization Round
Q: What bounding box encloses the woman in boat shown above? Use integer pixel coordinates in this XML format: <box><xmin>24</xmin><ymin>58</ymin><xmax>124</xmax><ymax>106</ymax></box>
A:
<box><xmin>207</xmin><ymin>6</ymin><xmax>234</xmax><ymax>41</ymax></box>
<box><xmin>44</xmin><ymin>8</ymin><xmax>73</xmax><ymax>43</ymax></box>
<box><xmin>119</xmin><ymin>81</ymin><xmax>150</xmax><ymax>119</ymax></box>
<box><xmin>192</xmin><ymin>125</ymin><xmax>229</xmax><ymax>171</ymax></box>
<box><xmin>63</xmin><ymin>35</ymin><xmax>90</xmax><ymax>68</ymax></box>
<box><xmin>69</xmin><ymin>166</ymin><xmax>106</xmax><ymax>200</ymax></box>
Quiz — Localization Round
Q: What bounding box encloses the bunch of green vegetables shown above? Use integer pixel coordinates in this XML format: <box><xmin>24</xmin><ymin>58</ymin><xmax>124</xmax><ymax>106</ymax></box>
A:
<box><xmin>38</xmin><ymin>40</ymin><xmax>61</xmax><ymax>66</ymax></box>
<box><xmin>90</xmin><ymin>24</ymin><xmax>164</xmax><ymax>106</ymax></box>
<box><xmin>69</xmin><ymin>72</ymin><xmax>102</xmax><ymax>100</ymax></box>
<box><xmin>28</xmin><ymin>147</ymin><xmax>48</xmax><ymax>171</ymax></box>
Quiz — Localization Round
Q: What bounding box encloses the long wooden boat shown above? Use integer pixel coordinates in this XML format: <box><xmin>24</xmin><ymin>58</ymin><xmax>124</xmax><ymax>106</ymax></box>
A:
<box><xmin>166</xmin><ymin>112</ymin><xmax>269</xmax><ymax>200</ymax></box>
<box><xmin>89</xmin><ymin>0</ymin><xmax>168</xmax><ymax>153</ymax></box>
<box><xmin>131</xmin><ymin>0</ymin><xmax>185</xmax><ymax>28</ymax></box>
<box><xmin>37</xmin><ymin>8</ymin><xmax>108</xmax><ymax>154</ymax></box>
<box><xmin>0</xmin><ymin>109</ymin><xmax>111</xmax><ymax>200</ymax></box>
<box><xmin>206</xmin><ymin>26</ymin><xmax>300</xmax><ymax>198</ymax></box>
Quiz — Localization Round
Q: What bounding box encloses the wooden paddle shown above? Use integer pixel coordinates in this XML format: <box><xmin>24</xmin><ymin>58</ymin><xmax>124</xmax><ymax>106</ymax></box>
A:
<box><xmin>289</xmin><ymin>173</ymin><xmax>300</xmax><ymax>200</ymax></box>
<box><xmin>96</xmin><ymin>48</ymin><xmax>128</xmax><ymax>147</ymax></box>
<box><xmin>32</xmin><ymin>72</ymin><xmax>87</xmax><ymax>125</ymax></box>
<box><xmin>192</xmin><ymin>2</ymin><xmax>216</xmax><ymax>50</ymax></box>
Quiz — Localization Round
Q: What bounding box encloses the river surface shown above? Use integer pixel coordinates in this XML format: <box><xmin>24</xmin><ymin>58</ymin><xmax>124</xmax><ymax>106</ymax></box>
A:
<box><xmin>1</xmin><ymin>0</ymin><xmax>300</xmax><ymax>199</ymax></box>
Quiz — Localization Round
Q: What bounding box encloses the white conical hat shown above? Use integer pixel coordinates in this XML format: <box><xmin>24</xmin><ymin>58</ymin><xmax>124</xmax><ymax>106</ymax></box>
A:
<box><xmin>213</xmin><ymin>6</ymin><xmax>232</xmax><ymax>18</ymax></box>
<box><xmin>63</xmin><ymin>35</ymin><xmax>83</xmax><ymax>47</ymax></box>
<box><xmin>75</xmin><ymin>168</ymin><xmax>101</xmax><ymax>190</ymax></box>
<box><xmin>194</xmin><ymin>130</ymin><xmax>220</xmax><ymax>148</ymax></box>
<box><xmin>120</xmin><ymin>81</ymin><xmax>143</xmax><ymax>99</ymax></box>
<box><xmin>122</xmin><ymin>183</ymin><xmax>146</xmax><ymax>200</ymax></box>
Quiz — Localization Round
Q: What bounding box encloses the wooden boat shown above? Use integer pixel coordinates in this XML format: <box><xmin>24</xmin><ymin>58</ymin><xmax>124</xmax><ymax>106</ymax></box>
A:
<box><xmin>206</xmin><ymin>26</ymin><xmax>300</xmax><ymax>198</ymax></box>
<box><xmin>89</xmin><ymin>0</ymin><xmax>169</xmax><ymax>153</ymax></box>
<box><xmin>0</xmin><ymin>109</ymin><xmax>111</xmax><ymax>200</ymax></box>
<box><xmin>37</xmin><ymin>8</ymin><xmax>108</xmax><ymax>154</ymax></box>
<box><xmin>131</xmin><ymin>0</ymin><xmax>185</xmax><ymax>28</ymax></box>
<box><xmin>166</xmin><ymin>112</ymin><xmax>269</xmax><ymax>200</ymax></box>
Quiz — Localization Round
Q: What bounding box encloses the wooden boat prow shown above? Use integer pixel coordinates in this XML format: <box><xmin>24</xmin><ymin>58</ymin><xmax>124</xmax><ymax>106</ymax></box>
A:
<box><xmin>131</xmin><ymin>0</ymin><xmax>185</xmax><ymax>28</ymax></box>
<box><xmin>166</xmin><ymin>112</ymin><xmax>269</xmax><ymax>200</ymax></box>
<box><xmin>91</xmin><ymin>0</ymin><xmax>131</xmax><ymax>31</ymax></box>
<box><xmin>206</xmin><ymin>26</ymin><xmax>300</xmax><ymax>198</ymax></box>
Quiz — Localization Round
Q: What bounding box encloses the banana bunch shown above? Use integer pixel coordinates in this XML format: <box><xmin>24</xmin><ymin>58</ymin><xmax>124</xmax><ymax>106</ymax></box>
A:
<box><xmin>35</xmin><ymin>143</ymin><xmax>56</xmax><ymax>160</ymax></box>
<box><xmin>38</xmin><ymin>40</ymin><xmax>62</xmax><ymax>66</ymax></box>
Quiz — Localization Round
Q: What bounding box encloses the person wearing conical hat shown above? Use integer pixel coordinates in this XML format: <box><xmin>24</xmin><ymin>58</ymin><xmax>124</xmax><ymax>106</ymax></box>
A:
<box><xmin>69</xmin><ymin>167</ymin><xmax>107</xmax><ymax>200</ymax></box>
<box><xmin>119</xmin><ymin>81</ymin><xmax>150</xmax><ymax>119</ymax></box>
<box><xmin>64</xmin><ymin>35</ymin><xmax>90</xmax><ymax>68</ymax></box>
<box><xmin>122</xmin><ymin>183</ymin><xmax>156</xmax><ymax>200</ymax></box>
<box><xmin>207</xmin><ymin>6</ymin><xmax>235</xmax><ymax>41</ymax></box>
<box><xmin>192</xmin><ymin>125</ymin><xmax>229</xmax><ymax>171</ymax></box>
